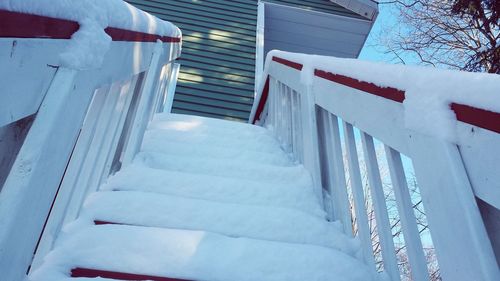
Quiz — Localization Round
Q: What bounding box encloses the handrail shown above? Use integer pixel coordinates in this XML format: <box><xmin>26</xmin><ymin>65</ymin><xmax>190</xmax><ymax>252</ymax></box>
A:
<box><xmin>250</xmin><ymin>51</ymin><xmax>500</xmax><ymax>281</ymax></box>
<box><xmin>0</xmin><ymin>5</ymin><xmax>181</xmax><ymax>280</ymax></box>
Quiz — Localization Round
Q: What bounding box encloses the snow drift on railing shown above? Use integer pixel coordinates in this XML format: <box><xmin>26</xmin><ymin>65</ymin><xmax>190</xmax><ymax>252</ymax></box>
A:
<box><xmin>252</xmin><ymin>50</ymin><xmax>500</xmax><ymax>142</ymax></box>
<box><xmin>0</xmin><ymin>0</ymin><xmax>181</xmax><ymax>69</ymax></box>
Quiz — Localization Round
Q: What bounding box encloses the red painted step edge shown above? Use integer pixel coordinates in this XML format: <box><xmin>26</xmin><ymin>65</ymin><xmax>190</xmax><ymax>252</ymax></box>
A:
<box><xmin>71</xmin><ymin>268</ymin><xmax>191</xmax><ymax>281</ymax></box>
<box><xmin>0</xmin><ymin>9</ymin><xmax>181</xmax><ymax>43</ymax></box>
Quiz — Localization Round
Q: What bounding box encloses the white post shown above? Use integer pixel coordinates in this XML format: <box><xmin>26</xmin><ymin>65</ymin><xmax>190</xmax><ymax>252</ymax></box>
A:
<box><xmin>408</xmin><ymin>135</ymin><xmax>500</xmax><ymax>281</ymax></box>
<box><xmin>122</xmin><ymin>42</ymin><xmax>164</xmax><ymax>166</ymax></box>
<box><xmin>0</xmin><ymin>68</ymin><xmax>77</xmax><ymax>281</ymax></box>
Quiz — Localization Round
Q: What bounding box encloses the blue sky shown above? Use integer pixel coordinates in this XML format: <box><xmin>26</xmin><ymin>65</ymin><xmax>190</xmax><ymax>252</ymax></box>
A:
<box><xmin>358</xmin><ymin>4</ymin><xmax>409</xmax><ymax>64</ymax></box>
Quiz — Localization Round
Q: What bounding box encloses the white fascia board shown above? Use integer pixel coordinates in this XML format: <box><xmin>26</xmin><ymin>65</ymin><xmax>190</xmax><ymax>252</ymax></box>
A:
<box><xmin>329</xmin><ymin>0</ymin><xmax>379</xmax><ymax>20</ymax></box>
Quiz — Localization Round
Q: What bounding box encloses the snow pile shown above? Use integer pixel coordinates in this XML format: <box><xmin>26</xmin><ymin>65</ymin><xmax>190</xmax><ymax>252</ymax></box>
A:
<box><xmin>29</xmin><ymin>113</ymin><xmax>377</xmax><ymax>281</ymax></box>
<box><xmin>1</xmin><ymin>0</ymin><xmax>181</xmax><ymax>69</ymax></box>
<box><xmin>252</xmin><ymin>50</ymin><xmax>500</xmax><ymax>142</ymax></box>
<box><xmin>31</xmin><ymin>225</ymin><xmax>373</xmax><ymax>281</ymax></box>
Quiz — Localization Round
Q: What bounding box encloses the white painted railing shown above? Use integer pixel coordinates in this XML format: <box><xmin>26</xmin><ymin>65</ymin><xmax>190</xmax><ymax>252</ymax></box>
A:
<box><xmin>0</xmin><ymin>9</ymin><xmax>181</xmax><ymax>281</ymax></box>
<box><xmin>250</xmin><ymin>52</ymin><xmax>500</xmax><ymax>281</ymax></box>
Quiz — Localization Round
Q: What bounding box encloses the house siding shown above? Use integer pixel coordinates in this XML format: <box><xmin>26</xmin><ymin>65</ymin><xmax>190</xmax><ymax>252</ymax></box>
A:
<box><xmin>126</xmin><ymin>0</ymin><xmax>362</xmax><ymax>121</ymax></box>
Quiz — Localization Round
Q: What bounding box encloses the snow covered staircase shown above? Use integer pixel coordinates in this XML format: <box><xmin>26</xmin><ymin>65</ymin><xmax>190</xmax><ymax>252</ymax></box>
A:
<box><xmin>30</xmin><ymin>114</ymin><xmax>374</xmax><ymax>281</ymax></box>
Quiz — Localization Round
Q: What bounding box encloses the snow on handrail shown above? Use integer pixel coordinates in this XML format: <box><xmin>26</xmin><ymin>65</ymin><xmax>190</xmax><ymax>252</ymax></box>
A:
<box><xmin>251</xmin><ymin>51</ymin><xmax>500</xmax><ymax>138</ymax></box>
<box><xmin>0</xmin><ymin>0</ymin><xmax>181</xmax><ymax>69</ymax></box>
<box><xmin>0</xmin><ymin>10</ymin><xmax>181</xmax><ymax>43</ymax></box>
<box><xmin>251</xmin><ymin>50</ymin><xmax>500</xmax><ymax>281</ymax></box>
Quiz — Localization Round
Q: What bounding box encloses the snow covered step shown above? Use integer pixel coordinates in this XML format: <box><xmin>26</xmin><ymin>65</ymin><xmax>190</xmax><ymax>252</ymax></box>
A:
<box><xmin>151</xmin><ymin>113</ymin><xmax>270</xmax><ymax>137</ymax></box>
<box><xmin>30</xmin><ymin>225</ymin><xmax>375</xmax><ymax>281</ymax></box>
<box><xmin>81</xmin><ymin>191</ymin><xmax>357</xmax><ymax>253</ymax></box>
<box><xmin>101</xmin><ymin>164</ymin><xmax>325</xmax><ymax>217</ymax></box>
<box><xmin>142</xmin><ymin>134</ymin><xmax>292</xmax><ymax>166</ymax></box>
<box><xmin>144</xmin><ymin>128</ymin><xmax>282</xmax><ymax>154</ymax></box>
<box><xmin>145</xmin><ymin>114</ymin><xmax>283</xmax><ymax>154</ymax></box>
<box><xmin>135</xmin><ymin>151</ymin><xmax>311</xmax><ymax>185</ymax></box>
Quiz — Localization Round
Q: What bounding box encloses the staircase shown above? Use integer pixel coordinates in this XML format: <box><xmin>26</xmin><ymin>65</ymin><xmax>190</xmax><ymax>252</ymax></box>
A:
<box><xmin>1</xmin><ymin>2</ymin><xmax>499</xmax><ymax>281</ymax></box>
<box><xmin>29</xmin><ymin>114</ymin><xmax>374</xmax><ymax>281</ymax></box>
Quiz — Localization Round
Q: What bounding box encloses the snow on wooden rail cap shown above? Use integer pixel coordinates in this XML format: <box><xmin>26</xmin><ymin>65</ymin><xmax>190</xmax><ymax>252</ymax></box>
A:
<box><xmin>257</xmin><ymin>50</ymin><xmax>500</xmax><ymax>142</ymax></box>
<box><xmin>0</xmin><ymin>0</ymin><xmax>182</xmax><ymax>69</ymax></box>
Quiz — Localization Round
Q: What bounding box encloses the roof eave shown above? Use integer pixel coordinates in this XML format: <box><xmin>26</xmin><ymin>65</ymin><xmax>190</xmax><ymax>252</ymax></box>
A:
<box><xmin>328</xmin><ymin>0</ymin><xmax>379</xmax><ymax>21</ymax></box>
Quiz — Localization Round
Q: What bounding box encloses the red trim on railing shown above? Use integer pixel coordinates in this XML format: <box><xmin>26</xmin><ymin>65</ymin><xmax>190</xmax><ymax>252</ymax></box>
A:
<box><xmin>264</xmin><ymin>57</ymin><xmax>500</xmax><ymax>135</ymax></box>
<box><xmin>272</xmin><ymin>56</ymin><xmax>303</xmax><ymax>71</ymax></box>
<box><xmin>451</xmin><ymin>103</ymin><xmax>500</xmax><ymax>134</ymax></box>
<box><xmin>0</xmin><ymin>10</ymin><xmax>79</xmax><ymax>39</ymax></box>
<box><xmin>105</xmin><ymin>27</ymin><xmax>181</xmax><ymax>43</ymax></box>
<box><xmin>71</xmin><ymin>268</ymin><xmax>191</xmax><ymax>281</ymax></box>
<box><xmin>314</xmin><ymin>69</ymin><xmax>406</xmax><ymax>103</ymax></box>
<box><xmin>252</xmin><ymin>76</ymin><xmax>270</xmax><ymax>124</ymax></box>
<box><xmin>0</xmin><ymin>9</ymin><xmax>181</xmax><ymax>43</ymax></box>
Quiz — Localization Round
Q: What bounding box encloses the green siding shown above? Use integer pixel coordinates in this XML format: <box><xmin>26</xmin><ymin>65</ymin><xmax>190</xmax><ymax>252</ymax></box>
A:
<box><xmin>126</xmin><ymin>0</ymin><xmax>362</xmax><ymax>121</ymax></box>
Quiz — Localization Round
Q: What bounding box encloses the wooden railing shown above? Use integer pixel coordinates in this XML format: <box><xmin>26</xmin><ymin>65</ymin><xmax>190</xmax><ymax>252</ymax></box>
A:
<box><xmin>250</xmin><ymin>52</ymin><xmax>500</xmax><ymax>281</ymax></box>
<box><xmin>0</xmin><ymin>9</ymin><xmax>181</xmax><ymax>281</ymax></box>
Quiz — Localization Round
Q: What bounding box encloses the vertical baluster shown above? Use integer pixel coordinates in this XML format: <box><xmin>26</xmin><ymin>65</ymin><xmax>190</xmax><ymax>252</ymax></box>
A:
<box><xmin>327</xmin><ymin>114</ymin><xmax>352</xmax><ymax>235</ymax></box>
<box><xmin>286</xmin><ymin>86</ymin><xmax>293</xmax><ymax>153</ymax></box>
<box><xmin>290</xmin><ymin>90</ymin><xmax>297</xmax><ymax>159</ymax></box>
<box><xmin>361</xmin><ymin>133</ymin><xmax>401</xmax><ymax>281</ymax></box>
<box><xmin>343</xmin><ymin>122</ymin><xmax>377</xmax><ymax>269</ymax></box>
<box><xmin>385</xmin><ymin>145</ymin><xmax>430</xmax><ymax>281</ymax></box>
<box><xmin>295</xmin><ymin>91</ymin><xmax>304</xmax><ymax>164</ymax></box>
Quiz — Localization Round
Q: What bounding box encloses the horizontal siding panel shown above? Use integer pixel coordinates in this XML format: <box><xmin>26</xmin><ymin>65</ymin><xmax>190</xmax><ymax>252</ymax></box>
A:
<box><xmin>176</xmin><ymin>24</ymin><xmax>256</xmax><ymax>42</ymax></box>
<box><xmin>181</xmin><ymin>67</ymin><xmax>254</xmax><ymax>85</ymax></box>
<box><xmin>128</xmin><ymin>0</ymin><xmax>363</xmax><ymax>120</ymax></box>
<box><xmin>177</xmin><ymin>77</ymin><xmax>254</xmax><ymax>98</ymax></box>
<box><xmin>182</xmin><ymin>42</ymin><xmax>256</xmax><ymax>60</ymax></box>
<box><xmin>175</xmin><ymin>93</ymin><xmax>253</xmax><ymax>112</ymax></box>
<box><xmin>265</xmin><ymin>39</ymin><xmax>355</xmax><ymax>57</ymax></box>
<box><xmin>128</xmin><ymin>0</ymin><xmax>257</xmax><ymax>24</ymax></box>
<box><xmin>172</xmin><ymin>108</ymin><xmax>246</xmax><ymax>122</ymax></box>
<box><xmin>178</xmin><ymin>54</ymin><xmax>255</xmax><ymax>73</ymax></box>
<box><xmin>264</xmin><ymin>29</ymin><xmax>364</xmax><ymax>54</ymax></box>
<box><xmin>178</xmin><ymin>72</ymin><xmax>254</xmax><ymax>91</ymax></box>
<box><xmin>267</xmin><ymin>0</ymin><xmax>364</xmax><ymax>18</ymax></box>
<box><xmin>175</xmin><ymin>86</ymin><xmax>254</xmax><ymax>105</ymax></box>
<box><xmin>179</xmin><ymin>60</ymin><xmax>254</xmax><ymax>79</ymax></box>
<box><xmin>131</xmin><ymin>5</ymin><xmax>257</xmax><ymax>31</ymax></box>
<box><xmin>172</xmin><ymin>101</ymin><xmax>249</xmax><ymax>119</ymax></box>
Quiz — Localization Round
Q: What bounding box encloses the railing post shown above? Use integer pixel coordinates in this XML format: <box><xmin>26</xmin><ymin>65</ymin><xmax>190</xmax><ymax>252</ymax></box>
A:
<box><xmin>0</xmin><ymin>67</ymin><xmax>78</xmax><ymax>281</ymax></box>
<box><xmin>122</xmin><ymin>41</ymin><xmax>164</xmax><ymax>166</ymax></box>
<box><xmin>300</xmin><ymin>84</ymin><xmax>324</xmax><ymax>207</ymax></box>
<box><xmin>408</xmin><ymin>134</ymin><xmax>500</xmax><ymax>281</ymax></box>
